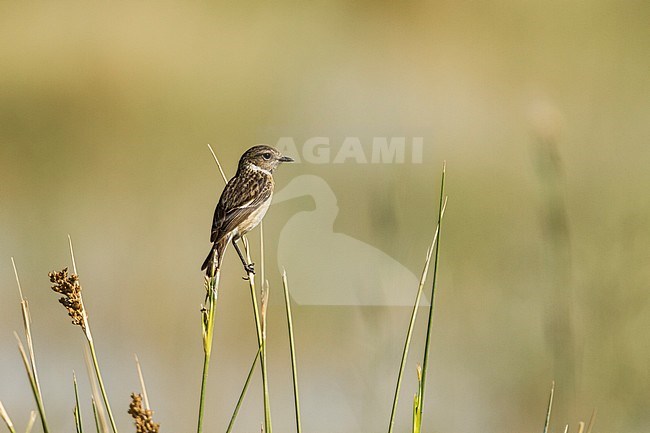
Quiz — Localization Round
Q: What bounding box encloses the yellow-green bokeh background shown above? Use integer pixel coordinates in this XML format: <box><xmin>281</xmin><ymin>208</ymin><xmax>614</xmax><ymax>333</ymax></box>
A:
<box><xmin>1</xmin><ymin>2</ymin><xmax>649</xmax><ymax>432</ymax></box>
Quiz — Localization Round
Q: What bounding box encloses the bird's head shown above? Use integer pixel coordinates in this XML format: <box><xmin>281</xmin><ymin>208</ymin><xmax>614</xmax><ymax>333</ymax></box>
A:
<box><xmin>239</xmin><ymin>145</ymin><xmax>294</xmax><ymax>174</ymax></box>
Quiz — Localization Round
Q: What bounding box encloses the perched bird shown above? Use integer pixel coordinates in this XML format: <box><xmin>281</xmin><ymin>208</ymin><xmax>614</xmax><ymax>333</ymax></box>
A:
<box><xmin>201</xmin><ymin>145</ymin><xmax>293</xmax><ymax>277</ymax></box>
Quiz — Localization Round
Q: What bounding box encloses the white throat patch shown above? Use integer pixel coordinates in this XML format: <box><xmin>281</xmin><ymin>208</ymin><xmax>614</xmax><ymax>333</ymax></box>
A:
<box><xmin>247</xmin><ymin>163</ymin><xmax>272</xmax><ymax>176</ymax></box>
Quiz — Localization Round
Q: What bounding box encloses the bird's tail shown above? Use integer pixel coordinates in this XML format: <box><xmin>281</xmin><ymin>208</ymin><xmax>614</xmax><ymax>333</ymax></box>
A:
<box><xmin>201</xmin><ymin>239</ymin><xmax>227</xmax><ymax>277</ymax></box>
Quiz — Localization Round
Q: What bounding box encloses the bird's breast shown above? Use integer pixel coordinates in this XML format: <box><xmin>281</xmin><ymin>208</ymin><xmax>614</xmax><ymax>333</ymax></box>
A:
<box><xmin>238</xmin><ymin>194</ymin><xmax>272</xmax><ymax>235</ymax></box>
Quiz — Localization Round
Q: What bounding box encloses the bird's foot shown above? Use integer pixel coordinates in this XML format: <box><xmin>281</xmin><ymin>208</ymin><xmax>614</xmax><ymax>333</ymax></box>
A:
<box><xmin>242</xmin><ymin>263</ymin><xmax>255</xmax><ymax>279</ymax></box>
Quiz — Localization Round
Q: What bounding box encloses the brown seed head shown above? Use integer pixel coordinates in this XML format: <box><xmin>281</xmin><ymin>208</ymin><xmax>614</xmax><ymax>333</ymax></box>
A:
<box><xmin>128</xmin><ymin>393</ymin><xmax>160</xmax><ymax>433</ymax></box>
<box><xmin>48</xmin><ymin>267</ymin><xmax>86</xmax><ymax>331</ymax></box>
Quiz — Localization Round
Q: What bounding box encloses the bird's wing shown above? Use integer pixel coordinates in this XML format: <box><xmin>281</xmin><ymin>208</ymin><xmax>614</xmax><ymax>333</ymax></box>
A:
<box><xmin>210</xmin><ymin>172</ymin><xmax>272</xmax><ymax>243</ymax></box>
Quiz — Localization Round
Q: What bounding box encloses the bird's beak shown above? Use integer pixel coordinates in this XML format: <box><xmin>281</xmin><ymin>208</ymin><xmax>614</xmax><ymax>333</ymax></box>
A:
<box><xmin>279</xmin><ymin>155</ymin><xmax>294</xmax><ymax>163</ymax></box>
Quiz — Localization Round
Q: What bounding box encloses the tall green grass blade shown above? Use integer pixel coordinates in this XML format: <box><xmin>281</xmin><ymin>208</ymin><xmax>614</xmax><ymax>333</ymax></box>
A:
<box><xmin>66</xmin><ymin>237</ymin><xmax>118</xmax><ymax>433</ymax></box>
<box><xmin>387</xmin><ymin>197</ymin><xmax>446</xmax><ymax>433</ymax></box>
<box><xmin>243</xmin><ymin>237</ymin><xmax>272</xmax><ymax>433</ymax></box>
<box><xmin>12</xmin><ymin>259</ymin><xmax>50</xmax><ymax>433</ymax></box>
<box><xmin>73</xmin><ymin>373</ymin><xmax>84</xmax><ymax>433</ymax></box>
<box><xmin>417</xmin><ymin>162</ymin><xmax>446</xmax><ymax>428</ymax></box>
<box><xmin>197</xmin><ymin>271</ymin><xmax>219</xmax><ymax>433</ymax></box>
<box><xmin>91</xmin><ymin>399</ymin><xmax>102</xmax><ymax>433</ymax></box>
<box><xmin>86</xmin><ymin>331</ymin><xmax>118</xmax><ymax>433</ymax></box>
<box><xmin>226</xmin><ymin>346</ymin><xmax>262</xmax><ymax>433</ymax></box>
<box><xmin>83</xmin><ymin>351</ymin><xmax>108</xmax><ymax>433</ymax></box>
<box><xmin>282</xmin><ymin>270</ymin><xmax>302</xmax><ymax>433</ymax></box>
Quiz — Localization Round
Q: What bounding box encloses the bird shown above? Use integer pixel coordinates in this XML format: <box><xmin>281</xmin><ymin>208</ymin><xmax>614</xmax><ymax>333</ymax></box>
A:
<box><xmin>201</xmin><ymin>145</ymin><xmax>293</xmax><ymax>277</ymax></box>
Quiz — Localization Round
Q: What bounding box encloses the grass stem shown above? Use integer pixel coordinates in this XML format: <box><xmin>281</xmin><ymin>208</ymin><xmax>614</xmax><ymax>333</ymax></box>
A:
<box><xmin>226</xmin><ymin>346</ymin><xmax>262</xmax><ymax>433</ymax></box>
<box><xmin>0</xmin><ymin>402</ymin><xmax>16</xmax><ymax>433</ymax></box>
<box><xmin>543</xmin><ymin>381</ymin><xmax>555</xmax><ymax>433</ymax></box>
<box><xmin>387</xmin><ymin>198</ymin><xmax>446</xmax><ymax>433</ymax></box>
<box><xmin>417</xmin><ymin>162</ymin><xmax>446</xmax><ymax>428</ymax></box>
<box><xmin>91</xmin><ymin>399</ymin><xmax>102</xmax><ymax>433</ymax></box>
<box><xmin>197</xmin><ymin>271</ymin><xmax>219</xmax><ymax>433</ymax></box>
<box><xmin>134</xmin><ymin>355</ymin><xmax>150</xmax><ymax>411</ymax></box>
<box><xmin>412</xmin><ymin>365</ymin><xmax>423</xmax><ymax>433</ymax></box>
<box><xmin>11</xmin><ymin>258</ymin><xmax>50</xmax><ymax>433</ymax></box>
<box><xmin>73</xmin><ymin>373</ymin><xmax>84</xmax><ymax>433</ymax></box>
<box><xmin>281</xmin><ymin>270</ymin><xmax>302</xmax><ymax>433</ymax></box>
<box><xmin>83</xmin><ymin>351</ymin><xmax>109</xmax><ymax>433</ymax></box>
<box><xmin>65</xmin><ymin>237</ymin><xmax>119</xmax><ymax>433</ymax></box>
<box><xmin>242</xmin><ymin>237</ymin><xmax>272</xmax><ymax>433</ymax></box>
<box><xmin>86</xmin><ymin>334</ymin><xmax>118</xmax><ymax>433</ymax></box>
<box><xmin>25</xmin><ymin>411</ymin><xmax>36</xmax><ymax>433</ymax></box>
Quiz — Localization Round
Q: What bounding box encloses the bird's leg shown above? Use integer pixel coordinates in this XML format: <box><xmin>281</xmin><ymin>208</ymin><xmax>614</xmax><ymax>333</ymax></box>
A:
<box><xmin>233</xmin><ymin>239</ymin><xmax>255</xmax><ymax>277</ymax></box>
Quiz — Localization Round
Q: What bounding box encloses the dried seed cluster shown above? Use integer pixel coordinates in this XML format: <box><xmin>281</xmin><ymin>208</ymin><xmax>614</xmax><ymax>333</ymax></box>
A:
<box><xmin>48</xmin><ymin>267</ymin><xmax>86</xmax><ymax>331</ymax></box>
<box><xmin>128</xmin><ymin>393</ymin><xmax>160</xmax><ymax>433</ymax></box>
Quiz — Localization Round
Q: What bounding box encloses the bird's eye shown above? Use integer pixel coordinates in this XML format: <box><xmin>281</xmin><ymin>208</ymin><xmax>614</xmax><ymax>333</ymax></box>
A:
<box><xmin>262</xmin><ymin>152</ymin><xmax>272</xmax><ymax>160</ymax></box>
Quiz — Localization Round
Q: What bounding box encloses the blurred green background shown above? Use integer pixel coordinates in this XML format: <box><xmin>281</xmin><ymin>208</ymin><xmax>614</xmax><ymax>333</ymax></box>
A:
<box><xmin>1</xmin><ymin>1</ymin><xmax>649</xmax><ymax>432</ymax></box>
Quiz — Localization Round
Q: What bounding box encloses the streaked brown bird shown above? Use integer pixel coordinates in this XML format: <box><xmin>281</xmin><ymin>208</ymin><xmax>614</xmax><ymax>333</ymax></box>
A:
<box><xmin>201</xmin><ymin>145</ymin><xmax>294</xmax><ymax>277</ymax></box>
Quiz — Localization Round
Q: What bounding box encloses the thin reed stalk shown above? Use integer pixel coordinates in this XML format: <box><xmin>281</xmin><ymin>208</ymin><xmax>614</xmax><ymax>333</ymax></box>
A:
<box><xmin>91</xmin><ymin>399</ymin><xmax>102</xmax><ymax>433</ymax></box>
<box><xmin>71</xmin><ymin>238</ymin><xmax>118</xmax><ymax>433</ymax></box>
<box><xmin>131</xmin><ymin>355</ymin><xmax>161</xmax><ymax>433</ymax></box>
<box><xmin>197</xmin><ymin>271</ymin><xmax>219</xmax><ymax>433</ymax></box>
<box><xmin>73</xmin><ymin>373</ymin><xmax>84</xmax><ymax>433</ymax></box>
<box><xmin>25</xmin><ymin>412</ymin><xmax>36</xmax><ymax>433</ymax></box>
<box><xmin>48</xmin><ymin>238</ymin><xmax>118</xmax><ymax>433</ymax></box>
<box><xmin>11</xmin><ymin>258</ymin><xmax>50</xmax><ymax>433</ymax></box>
<box><xmin>242</xmin><ymin>237</ymin><xmax>272</xmax><ymax>433</ymax></box>
<box><xmin>387</xmin><ymin>197</ymin><xmax>447</xmax><ymax>433</ymax></box>
<box><xmin>84</xmin><ymin>351</ymin><xmax>109</xmax><ymax>433</ymax></box>
<box><xmin>86</xmin><ymin>338</ymin><xmax>117</xmax><ymax>433</ymax></box>
<box><xmin>416</xmin><ymin>162</ymin><xmax>446</xmax><ymax>428</ymax></box>
<box><xmin>196</xmin><ymin>144</ymin><xmax>228</xmax><ymax>433</ymax></box>
<box><xmin>0</xmin><ymin>402</ymin><xmax>17</xmax><ymax>433</ymax></box>
<box><xmin>134</xmin><ymin>355</ymin><xmax>150</xmax><ymax>411</ymax></box>
<box><xmin>543</xmin><ymin>381</ymin><xmax>555</xmax><ymax>433</ymax></box>
<box><xmin>281</xmin><ymin>270</ymin><xmax>302</xmax><ymax>433</ymax></box>
<box><xmin>225</xmin><ymin>346</ymin><xmax>262</xmax><ymax>433</ymax></box>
